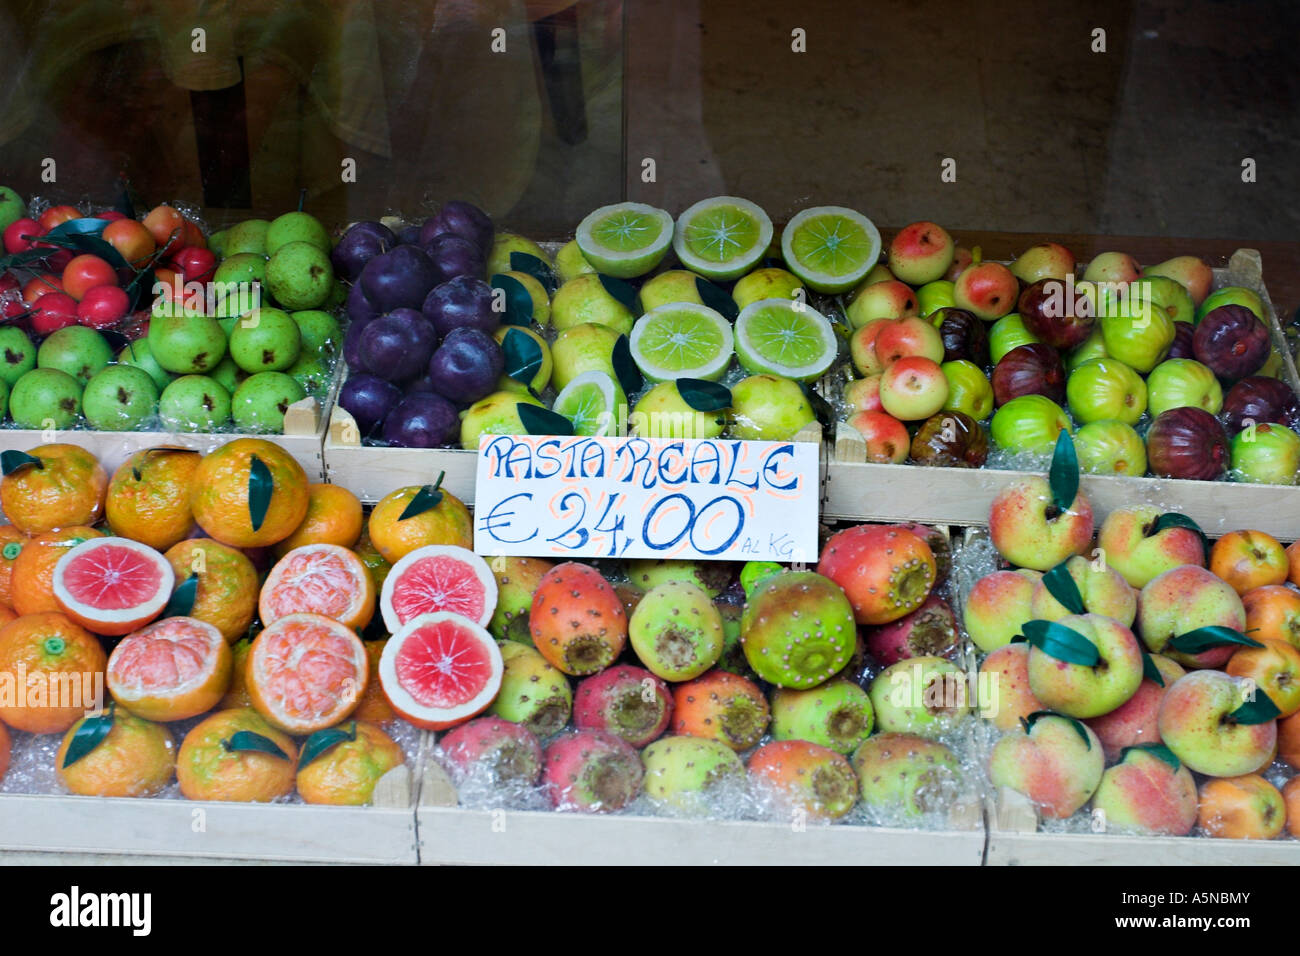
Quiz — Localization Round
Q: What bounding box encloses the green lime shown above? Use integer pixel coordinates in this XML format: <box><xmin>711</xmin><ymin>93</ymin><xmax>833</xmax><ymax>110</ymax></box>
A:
<box><xmin>552</xmin><ymin>371</ymin><xmax>625</xmax><ymax>437</ymax></box>
<box><xmin>575</xmin><ymin>202</ymin><xmax>673</xmax><ymax>278</ymax></box>
<box><xmin>734</xmin><ymin>299</ymin><xmax>837</xmax><ymax>382</ymax></box>
<box><xmin>672</xmin><ymin>196</ymin><xmax>773</xmax><ymax>281</ymax></box>
<box><xmin>780</xmin><ymin>206</ymin><xmax>881</xmax><ymax>293</ymax></box>
<box><xmin>629</xmin><ymin>303</ymin><xmax>734</xmax><ymax>383</ymax></box>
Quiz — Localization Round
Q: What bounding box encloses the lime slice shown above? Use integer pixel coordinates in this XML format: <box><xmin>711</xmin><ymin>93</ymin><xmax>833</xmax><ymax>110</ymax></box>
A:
<box><xmin>575</xmin><ymin>202</ymin><xmax>674</xmax><ymax>279</ymax></box>
<box><xmin>734</xmin><ymin>298</ymin><xmax>838</xmax><ymax>382</ymax></box>
<box><xmin>780</xmin><ymin>206</ymin><xmax>881</xmax><ymax>293</ymax></box>
<box><xmin>672</xmin><ymin>196</ymin><xmax>773</xmax><ymax>281</ymax></box>
<box><xmin>553</xmin><ymin>370</ymin><xmax>626</xmax><ymax>437</ymax></box>
<box><xmin>629</xmin><ymin>303</ymin><xmax>734</xmax><ymax>383</ymax></box>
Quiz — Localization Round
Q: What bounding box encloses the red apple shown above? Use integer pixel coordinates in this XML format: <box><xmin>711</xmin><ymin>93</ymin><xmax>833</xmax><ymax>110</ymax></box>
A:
<box><xmin>30</xmin><ymin>291</ymin><xmax>79</xmax><ymax>335</ymax></box>
<box><xmin>171</xmin><ymin>245</ymin><xmax>217</xmax><ymax>284</ymax></box>
<box><xmin>847</xmin><ymin>410</ymin><xmax>910</xmax><ymax>463</ymax></box>
<box><xmin>37</xmin><ymin>204</ymin><xmax>82</xmax><ymax>232</ymax></box>
<box><xmin>879</xmin><ymin>356</ymin><xmax>949</xmax><ymax>421</ymax></box>
<box><xmin>873</xmin><ymin>315</ymin><xmax>945</xmax><ymax>366</ymax></box>
<box><xmin>77</xmin><ymin>285</ymin><xmax>130</xmax><ymax>329</ymax></box>
<box><xmin>2</xmin><ymin>217</ymin><xmax>41</xmax><ymax>254</ymax></box>
<box><xmin>1082</xmin><ymin>251</ymin><xmax>1141</xmax><ymax>286</ymax></box>
<box><xmin>953</xmin><ymin>261</ymin><xmax>1018</xmax><ymax>320</ymax></box>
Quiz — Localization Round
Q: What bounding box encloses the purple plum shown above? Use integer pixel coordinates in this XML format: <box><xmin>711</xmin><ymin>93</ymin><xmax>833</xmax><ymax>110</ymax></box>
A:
<box><xmin>332</xmin><ymin>222</ymin><xmax>395</xmax><ymax>282</ymax></box>
<box><xmin>343</xmin><ymin>316</ymin><xmax>373</xmax><ymax>371</ymax></box>
<box><xmin>383</xmin><ymin>392</ymin><xmax>460</xmax><ymax>448</ymax></box>
<box><xmin>398</xmin><ymin>224</ymin><xmax>422</xmax><ymax>245</ymax></box>
<box><xmin>360</xmin><ymin>245</ymin><xmax>440</xmax><ymax>313</ymax></box>
<box><xmin>424</xmin><ymin>233</ymin><xmax>485</xmax><ymax>283</ymax></box>
<box><xmin>357</xmin><ymin>309</ymin><xmax>439</xmax><ymax>382</ymax></box>
<box><xmin>426</xmin><ymin>327</ymin><xmax>504</xmax><ymax>404</ymax></box>
<box><xmin>419</xmin><ymin>201</ymin><xmax>494</xmax><ymax>253</ymax></box>
<box><xmin>422</xmin><ymin>276</ymin><xmax>498</xmax><ymax>337</ymax></box>
<box><xmin>338</xmin><ymin>373</ymin><xmax>401</xmax><ymax>435</ymax></box>
<box><xmin>346</xmin><ymin>281</ymin><xmax>381</xmax><ymax>325</ymax></box>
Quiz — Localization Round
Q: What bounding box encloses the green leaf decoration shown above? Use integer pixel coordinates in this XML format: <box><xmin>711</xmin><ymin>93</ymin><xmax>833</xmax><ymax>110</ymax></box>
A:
<box><xmin>1</xmin><ymin>450</ymin><xmax>43</xmax><ymax>475</ymax></box>
<box><xmin>799</xmin><ymin>381</ymin><xmax>834</xmax><ymax>430</ymax></box>
<box><xmin>62</xmin><ymin>703</ymin><xmax>116</xmax><ymax>768</ymax></box>
<box><xmin>124</xmin><ymin>266</ymin><xmax>158</xmax><ymax>312</ymax></box>
<box><xmin>43</xmin><ymin>217</ymin><xmax>111</xmax><ymax>240</ymax></box>
<box><xmin>694</xmin><ymin>277</ymin><xmax>739</xmax><ymax>320</ymax></box>
<box><xmin>1229</xmin><ymin>693</ymin><xmax>1281</xmax><ymax>725</ymax></box>
<box><xmin>677</xmin><ymin>378</ymin><xmax>732</xmax><ymax>413</ymax></box>
<box><xmin>502</xmin><ymin>327</ymin><xmax>543</xmax><ymax>385</ymax></box>
<box><xmin>1022</xmin><ymin>619</ymin><xmax>1100</xmax><ymax>667</ymax></box>
<box><xmin>115</xmin><ymin>177</ymin><xmax>136</xmax><ymax>220</ymax></box>
<box><xmin>1021</xmin><ymin>710</ymin><xmax>1091</xmax><ymax>749</ymax></box>
<box><xmin>248</xmin><ymin>454</ymin><xmax>272</xmax><ymax>533</ymax></box>
<box><xmin>597</xmin><ymin>274</ymin><xmax>640</xmax><ymax>314</ymax></box>
<box><xmin>491</xmin><ymin>272</ymin><xmax>534</xmax><ymax>326</ymax></box>
<box><xmin>518</xmin><ymin>403</ymin><xmax>575</xmax><ymax>436</ymax></box>
<box><xmin>298</xmin><ymin>723</ymin><xmax>358</xmax><ymax>768</ymax></box>
<box><xmin>1151</xmin><ymin>512</ymin><xmax>1210</xmax><ymax>563</ymax></box>
<box><xmin>510</xmin><ymin>252</ymin><xmax>557</xmax><ymax>294</ymax></box>
<box><xmin>1168</xmin><ymin>626</ymin><xmax>1264</xmax><ymax>654</ymax></box>
<box><xmin>160</xmin><ymin>575</ymin><xmax>199</xmax><ymax>619</ymax></box>
<box><xmin>1042</xmin><ymin>561</ymin><xmax>1086</xmax><ymax>615</ymax></box>
<box><xmin>612</xmin><ymin>334</ymin><xmax>644</xmax><ymax>396</ymax></box>
<box><xmin>1048</xmin><ymin>429</ymin><xmax>1079</xmax><ymax>512</ymax></box>
<box><xmin>0</xmin><ymin>247</ymin><xmax>57</xmax><ymax>273</ymax></box>
<box><xmin>399</xmin><ymin>473</ymin><xmax>446</xmax><ymax>520</ymax></box>
<box><xmin>1141</xmin><ymin>651</ymin><xmax>1165</xmax><ymax>687</ymax></box>
<box><xmin>224</xmin><ymin>730</ymin><xmax>290</xmax><ymax>760</ymax></box>
<box><xmin>1120</xmin><ymin>742</ymin><xmax>1180</xmax><ymax>771</ymax></box>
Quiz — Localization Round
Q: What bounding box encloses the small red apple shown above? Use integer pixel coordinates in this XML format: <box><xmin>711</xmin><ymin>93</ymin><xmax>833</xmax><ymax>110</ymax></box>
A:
<box><xmin>30</xmin><ymin>291</ymin><xmax>79</xmax><ymax>335</ymax></box>
<box><xmin>77</xmin><ymin>285</ymin><xmax>131</xmax><ymax>329</ymax></box>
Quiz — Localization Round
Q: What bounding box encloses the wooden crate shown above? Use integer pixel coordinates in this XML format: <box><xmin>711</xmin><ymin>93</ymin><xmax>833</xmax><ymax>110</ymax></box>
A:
<box><xmin>0</xmin><ymin>363</ymin><xmax>341</xmax><ymax>482</ymax></box>
<box><xmin>824</xmin><ymin>249</ymin><xmax>1300</xmax><ymax>531</ymax></box>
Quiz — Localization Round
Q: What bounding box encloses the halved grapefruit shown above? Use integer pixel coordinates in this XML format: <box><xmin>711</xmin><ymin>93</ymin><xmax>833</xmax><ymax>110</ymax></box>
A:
<box><xmin>247</xmin><ymin>613</ymin><xmax>368</xmax><ymax>734</ymax></box>
<box><xmin>379</xmin><ymin>612</ymin><xmax>503</xmax><ymax>730</ymax></box>
<box><xmin>258</xmin><ymin>544</ymin><xmax>376</xmax><ymax>631</ymax></box>
<box><xmin>106</xmin><ymin>616</ymin><xmax>232</xmax><ymax>721</ymax></box>
<box><xmin>53</xmin><ymin>537</ymin><xmax>175</xmax><ymax>636</ymax></box>
<box><xmin>379</xmin><ymin>545</ymin><xmax>497</xmax><ymax>634</ymax></box>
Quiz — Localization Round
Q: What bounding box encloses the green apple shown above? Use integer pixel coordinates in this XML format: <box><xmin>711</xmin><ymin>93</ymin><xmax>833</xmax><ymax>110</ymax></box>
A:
<box><xmin>1066</xmin><ymin>357</ymin><xmax>1147</xmax><ymax>425</ymax></box>
<box><xmin>0</xmin><ymin>326</ymin><xmax>37</xmax><ymax>387</ymax></box>
<box><xmin>81</xmin><ymin>365</ymin><xmax>159</xmax><ymax>430</ymax></box>
<box><xmin>460</xmin><ymin>390</ymin><xmax>545</xmax><ymax>448</ymax></box>
<box><xmin>551</xmin><ymin>323</ymin><xmax>620</xmax><ymax>390</ymax></box>
<box><xmin>1146</xmin><ymin>358</ymin><xmax>1222</xmax><ymax>417</ymax></box>
<box><xmin>1231</xmin><ymin>423</ymin><xmax>1300</xmax><ymax>485</ymax></box>
<box><xmin>732</xmin><ymin>268</ymin><xmax>803</xmax><ymax>311</ymax></box>
<box><xmin>990</xmin><ymin>395</ymin><xmax>1072</xmax><ymax>454</ymax></box>
<box><xmin>728</xmin><ymin>375</ymin><xmax>814</xmax><ymax>440</ymax></box>
<box><xmin>988</xmin><ymin>313</ymin><xmax>1040</xmax><ymax>364</ymax></box>
<box><xmin>1064</xmin><ymin>329</ymin><xmax>1108</xmax><ymax>372</ymax></box>
<box><xmin>1196</xmin><ymin>286</ymin><xmax>1264</xmax><ymax>323</ymax></box>
<box><xmin>551</xmin><ymin>273</ymin><xmax>635</xmax><ymax>335</ymax></box>
<box><xmin>554</xmin><ymin>239</ymin><xmax>596</xmax><ymax>283</ymax></box>
<box><xmin>1139</xmin><ymin>275</ymin><xmax>1195</xmax><ymax>325</ymax></box>
<box><xmin>940</xmin><ymin>360</ymin><xmax>993</xmax><ymax>421</ymax></box>
<box><xmin>9</xmin><ymin>368</ymin><xmax>82</xmax><ymax>428</ymax></box>
<box><xmin>232</xmin><ymin>371</ymin><xmax>305</xmax><ymax>433</ymax></box>
<box><xmin>632</xmin><ymin>381</ymin><xmax>725</xmax><ymax>440</ymax></box>
<box><xmin>487</xmin><ymin>232</ymin><xmax>551</xmax><ymax>278</ymax></box>
<box><xmin>638</xmin><ymin>270</ymin><xmax>706</xmax><ymax>310</ymax></box>
<box><xmin>37</xmin><ymin>327</ymin><xmax>113</xmax><ymax>386</ymax></box>
<box><xmin>159</xmin><ymin>375</ymin><xmax>231</xmax><ymax>432</ymax></box>
<box><xmin>916</xmin><ymin>279</ymin><xmax>956</xmax><ymax>317</ymax></box>
<box><xmin>0</xmin><ymin>186</ymin><xmax>27</xmax><ymax>233</ymax></box>
<box><xmin>265</xmin><ymin>212</ymin><xmax>329</xmax><ymax>256</ymax></box>
<box><xmin>207</xmin><ymin>229</ymin><xmax>228</xmax><ymax>259</ymax></box>
<box><xmin>1099</xmin><ymin>297</ymin><xmax>1174</xmax><ymax>373</ymax></box>
<box><xmin>1074</xmin><ymin>420</ymin><xmax>1147</xmax><ymax>476</ymax></box>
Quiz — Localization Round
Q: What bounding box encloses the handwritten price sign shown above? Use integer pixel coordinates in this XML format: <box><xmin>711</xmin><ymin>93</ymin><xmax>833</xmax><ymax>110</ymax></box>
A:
<box><xmin>473</xmin><ymin>435</ymin><xmax>818</xmax><ymax>562</ymax></box>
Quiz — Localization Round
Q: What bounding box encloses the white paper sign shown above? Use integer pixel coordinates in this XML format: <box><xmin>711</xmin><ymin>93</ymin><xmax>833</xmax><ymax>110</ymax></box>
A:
<box><xmin>473</xmin><ymin>434</ymin><xmax>818</xmax><ymax>563</ymax></box>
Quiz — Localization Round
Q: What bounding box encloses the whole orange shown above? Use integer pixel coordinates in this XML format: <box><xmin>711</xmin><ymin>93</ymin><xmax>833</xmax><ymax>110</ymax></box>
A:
<box><xmin>10</xmin><ymin>526</ymin><xmax>105</xmax><ymax>616</ymax></box>
<box><xmin>0</xmin><ymin>444</ymin><xmax>107</xmax><ymax>535</ymax></box>
<box><xmin>0</xmin><ymin>525</ymin><xmax>26</xmax><ymax>609</ymax></box>
<box><xmin>296</xmin><ymin>720</ymin><xmax>405</xmax><ymax>805</ymax></box>
<box><xmin>367</xmin><ymin>485</ymin><xmax>472</xmax><ymax>564</ymax></box>
<box><xmin>163</xmin><ymin>539</ymin><xmax>258</xmax><ymax>642</ymax></box>
<box><xmin>105</xmin><ymin>448</ymin><xmax>201</xmax><ymax>551</ymax></box>
<box><xmin>177</xmin><ymin>708</ymin><xmax>297</xmax><ymax>802</ymax></box>
<box><xmin>56</xmin><ymin>707</ymin><xmax>175</xmax><ymax>797</ymax></box>
<box><xmin>0</xmin><ymin>612</ymin><xmax>108</xmax><ymax>734</ymax></box>
<box><xmin>190</xmin><ymin>439</ymin><xmax>309</xmax><ymax>548</ymax></box>
<box><xmin>272</xmin><ymin>483</ymin><xmax>364</xmax><ymax>557</ymax></box>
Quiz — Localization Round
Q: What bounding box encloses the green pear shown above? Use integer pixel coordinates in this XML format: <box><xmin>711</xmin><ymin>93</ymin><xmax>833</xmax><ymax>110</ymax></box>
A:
<box><xmin>265</xmin><ymin>212</ymin><xmax>329</xmax><ymax>256</ymax></box>
<box><xmin>229</xmin><ymin>307</ymin><xmax>301</xmax><ymax>373</ymax></box>
<box><xmin>0</xmin><ymin>326</ymin><xmax>37</xmax><ymax>387</ymax></box>
<box><xmin>265</xmin><ymin>241</ymin><xmax>332</xmax><ymax>310</ymax></box>
<box><xmin>223</xmin><ymin>219</ymin><xmax>271</xmax><ymax>257</ymax></box>
<box><xmin>232</xmin><ymin>371</ymin><xmax>306</xmax><ymax>433</ymax></box>
<box><xmin>37</xmin><ymin>327</ymin><xmax>113</xmax><ymax>386</ymax></box>
<box><xmin>82</xmin><ymin>365</ymin><xmax>159</xmax><ymax>430</ymax></box>
<box><xmin>148</xmin><ymin>313</ymin><xmax>227</xmax><ymax>374</ymax></box>
<box><xmin>159</xmin><ymin>375</ymin><xmax>231</xmax><ymax>432</ymax></box>
<box><xmin>9</xmin><ymin>368</ymin><xmax>81</xmax><ymax>428</ymax></box>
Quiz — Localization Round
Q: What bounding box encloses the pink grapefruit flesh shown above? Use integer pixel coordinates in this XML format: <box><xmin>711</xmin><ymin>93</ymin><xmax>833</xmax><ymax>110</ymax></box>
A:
<box><xmin>53</xmin><ymin>537</ymin><xmax>175</xmax><ymax>636</ymax></box>
<box><xmin>380</xmin><ymin>545</ymin><xmax>497</xmax><ymax>633</ymax></box>
<box><xmin>379</xmin><ymin>612</ymin><xmax>503</xmax><ymax>730</ymax></box>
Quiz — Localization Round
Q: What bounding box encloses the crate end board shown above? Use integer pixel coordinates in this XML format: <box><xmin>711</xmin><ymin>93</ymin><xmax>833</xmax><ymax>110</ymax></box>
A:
<box><xmin>415</xmin><ymin>806</ymin><xmax>985</xmax><ymax>866</ymax></box>
<box><xmin>986</xmin><ymin>829</ymin><xmax>1300</xmax><ymax>866</ymax></box>
<box><xmin>0</xmin><ymin>794</ymin><xmax>418</xmax><ymax>864</ymax></box>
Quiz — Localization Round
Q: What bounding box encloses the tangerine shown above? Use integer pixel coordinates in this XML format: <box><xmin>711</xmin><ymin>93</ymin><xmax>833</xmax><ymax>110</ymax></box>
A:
<box><xmin>56</xmin><ymin>707</ymin><xmax>175</xmax><ymax>797</ymax></box>
<box><xmin>0</xmin><ymin>444</ymin><xmax>107</xmax><ymax>535</ymax></box>
<box><xmin>367</xmin><ymin>485</ymin><xmax>472</xmax><ymax>564</ymax></box>
<box><xmin>105</xmin><ymin>449</ymin><xmax>201</xmax><ymax>551</ymax></box>
<box><xmin>163</xmin><ymin>539</ymin><xmax>259</xmax><ymax>642</ymax></box>
<box><xmin>177</xmin><ymin>708</ymin><xmax>297</xmax><ymax>802</ymax></box>
<box><xmin>190</xmin><ymin>439</ymin><xmax>309</xmax><ymax>548</ymax></box>
<box><xmin>0</xmin><ymin>612</ymin><xmax>107</xmax><ymax>734</ymax></box>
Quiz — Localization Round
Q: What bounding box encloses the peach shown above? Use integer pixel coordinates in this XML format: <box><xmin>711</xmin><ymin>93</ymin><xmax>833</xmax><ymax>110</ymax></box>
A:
<box><xmin>846</xmin><ymin>279</ymin><xmax>918</xmax><ymax>330</ymax></box>
<box><xmin>1210</xmin><ymin>530</ymin><xmax>1289</xmax><ymax>596</ymax></box>
<box><xmin>1029</xmin><ymin>554</ymin><xmax>1137</xmax><ymax>627</ymax></box>
<box><xmin>964</xmin><ymin>569</ymin><xmax>1040</xmax><ymax>653</ymax></box>
<box><xmin>887</xmin><ymin>221</ymin><xmax>955</xmax><ymax>286</ymax></box>
<box><xmin>873</xmin><ymin>316</ymin><xmax>945</xmax><ymax>366</ymax></box>
<box><xmin>1279</xmin><ymin>710</ymin><xmax>1300</xmax><ymax>770</ymax></box>
<box><xmin>989</xmin><ymin>476</ymin><xmax>1094</xmax><ymax>572</ymax></box>
<box><xmin>1137</xmin><ymin>565</ymin><xmax>1247</xmax><ymax>669</ymax></box>
<box><xmin>1085</xmin><ymin>654</ymin><xmax>1185</xmax><ymax>762</ymax></box>
<box><xmin>1288</xmin><ymin>540</ymin><xmax>1300</xmax><ymax>587</ymax></box>
<box><xmin>102</xmin><ymin>219</ymin><xmax>156</xmax><ymax>266</ymax></box>
<box><xmin>143</xmin><ymin>204</ymin><xmax>185</xmax><ymax>249</ymax></box>
<box><xmin>1157</xmin><ymin>670</ymin><xmax>1277</xmax><ymax>777</ymax></box>
<box><xmin>1226</xmin><ymin>639</ymin><xmax>1300</xmax><ymax>717</ymax></box>
<box><xmin>1283</xmin><ymin>777</ymin><xmax>1300</xmax><ymax>838</ymax></box>
<box><xmin>989</xmin><ymin>713</ymin><xmax>1103</xmax><ymax>819</ymax></box>
<box><xmin>1096</xmin><ymin>505</ymin><xmax>1205</xmax><ymax>588</ymax></box>
<box><xmin>1026</xmin><ymin>613</ymin><xmax>1144</xmax><ymax>719</ymax></box>
<box><xmin>843</xmin><ymin>375</ymin><xmax>883</xmax><ymax>413</ymax></box>
<box><xmin>978</xmin><ymin>643</ymin><xmax>1043</xmax><ymax>732</ymax></box>
<box><xmin>1090</xmin><ymin>746</ymin><xmax>1198</xmax><ymax>835</ymax></box>
<box><xmin>1197</xmin><ymin>774</ymin><xmax>1285</xmax><ymax>840</ymax></box>
<box><xmin>847</xmin><ymin>410</ymin><xmax>910</xmax><ymax>464</ymax></box>
<box><xmin>1242</xmin><ymin>585</ymin><xmax>1300</xmax><ymax>647</ymax></box>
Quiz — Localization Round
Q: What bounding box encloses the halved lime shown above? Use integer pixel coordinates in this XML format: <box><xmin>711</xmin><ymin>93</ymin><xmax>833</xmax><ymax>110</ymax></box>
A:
<box><xmin>734</xmin><ymin>298</ymin><xmax>838</xmax><ymax>382</ymax></box>
<box><xmin>553</xmin><ymin>370</ymin><xmax>626</xmax><ymax>436</ymax></box>
<box><xmin>629</xmin><ymin>303</ymin><xmax>734</xmax><ymax>383</ymax></box>
<box><xmin>780</xmin><ymin>206</ymin><xmax>881</xmax><ymax>293</ymax></box>
<box><xmin>575</xmin><ymin>202</ymin><xmax>674</xmax><ymax>279</ymax></box>
<box><xmin>672</xmin><ymin>196</ymin><xmax>773</xmax><ymax>281</ymax></box>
